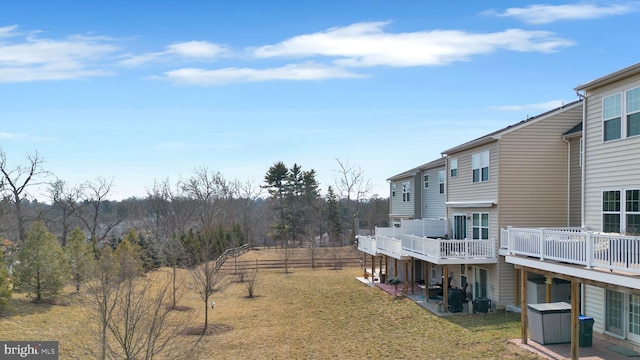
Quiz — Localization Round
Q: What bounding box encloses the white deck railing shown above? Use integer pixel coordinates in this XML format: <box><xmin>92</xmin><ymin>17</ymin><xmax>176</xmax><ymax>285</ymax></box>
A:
<box><xmin>357</xmin><ymin>235</ymin><xmax>376</xmax><ymax>254</ymax></box>
<box><xmin>501</xmin><ymin>227</ymin><xmax>640</xmax><ymax>274</ymax></box>
<box><xmin>402</xmin><ymin>235</ymin><xmax>496</xmax><ymax>260</ymax></box>
<box><xmin>376</xmin><ymin>235</ymin><xmax>403</xmax><ymax>258</ymax></box>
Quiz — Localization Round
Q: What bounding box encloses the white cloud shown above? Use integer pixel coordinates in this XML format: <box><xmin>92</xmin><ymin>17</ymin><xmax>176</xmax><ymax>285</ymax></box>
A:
<box><xmin>0</xmin><ymin>26</ymin><xmax>120</xmax><ymax>83</ymax></box>
<box><xmin>483</xmin><ymin>3</ymin><xmax>635</xmax><ymax>24</ymax></box>
<box><xmin>252</xmin><ymin>22</ymin><xmax>574</xmax><ymax>67</ymax></box>
<box><xmin>490</xmin><ymin>99</ymin><xmax>568</xmax><ymax>111</ymax></box>
<box><xmin>120</xmin><ymin>40</ymin><xmax>227</xmax><ymax>67</ymax></box>
<box><xmin>159</xmin><ymin>62</ymin><xmax>362</xmax><ymax>86</ymax></box>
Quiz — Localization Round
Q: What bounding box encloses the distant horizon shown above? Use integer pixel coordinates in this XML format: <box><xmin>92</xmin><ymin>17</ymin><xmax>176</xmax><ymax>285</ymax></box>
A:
<box><xmin>1</xmin><ymin>1</ymin><xmax>638</xmax><ymax>202</ymax></box>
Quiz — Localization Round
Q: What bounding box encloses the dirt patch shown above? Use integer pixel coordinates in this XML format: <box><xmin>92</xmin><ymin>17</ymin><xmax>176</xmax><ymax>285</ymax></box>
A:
<box><xmin>180</xmin><ymin>323</ymin><xmax>234</xmax><ymax>336</ymax></box>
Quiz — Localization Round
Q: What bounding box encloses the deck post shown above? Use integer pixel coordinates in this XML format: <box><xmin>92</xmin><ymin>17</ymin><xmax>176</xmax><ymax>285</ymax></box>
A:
<box><xmin>443</xmin><ymin>266</ymin><xmax>449</xmax><ymax>312</ymax></box>
<box><xmin>410</xmin><ymin>258</ymin><xmax>415</xmax><ymax>294</ymax></box>
<box><xmin>545</xmin><ymin>275</ymin><xmax>552</xmax><ymax>303</ymax></box>
<box><xmin>394</xmin><ymin>258</ymin><xmax>398</xmax><ymax>278</ymax></box>
<box><xmin>521</xmin><ymin>268</ymin><xmax>528</xmax><ymax>344</ymax></box>
<box><xmin>403</xmin><ymin>260</ymin><xmax>410</xmax><ymax>293</ymax></box>
<box><xmin>571</xmin><ymin>280</ymin><xmax>579</xmax><ymax>360</ymax></box>
<box><xmin>379</xmin><ymin>256</ymin><xmax>383</xmax><ymax>280</ymax></box>
<box><xmin>371</xmin><ymin>255</ymin><xmax>376</xmax><ymax>282</ymax></box>
<box><xmin>424</xmin><ymin>261</ymin><xmax>429</xmax><ymax>299</ymax></box>
<box><xmin>385</xmin><ymin>256</ymin><xmax>389</xmax><ymax>281</ymax></box>
<box><xmin>363</xmin><ymin>252</ymin><xmax>367</xmax><ymax>277</ymax></box>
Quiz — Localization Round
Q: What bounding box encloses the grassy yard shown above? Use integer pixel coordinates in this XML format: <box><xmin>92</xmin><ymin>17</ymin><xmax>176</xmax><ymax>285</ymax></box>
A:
<box><xmin>0</xmin><ymin>247</ymin><xmax>542</xmax><ymax>359</ymax></box>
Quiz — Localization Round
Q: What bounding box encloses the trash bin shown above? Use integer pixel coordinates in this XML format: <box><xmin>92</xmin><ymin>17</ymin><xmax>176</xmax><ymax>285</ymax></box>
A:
<box><xmin>473</xmin><ymin>297</ymin><xmax>491</xmax><ymax>314</ymax></box>
<box><xmin>579</xmin><ymin>315</ymin><xmax>594</xmax><ymax>347</ymax></box>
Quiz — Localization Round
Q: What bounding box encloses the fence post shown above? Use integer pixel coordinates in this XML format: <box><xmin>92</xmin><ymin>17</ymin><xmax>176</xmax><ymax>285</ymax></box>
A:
<box><xmin>465</xmin><ymin>238</ymin><xmax>470</xmax><ymax>259</ymax></box>
<box><xmin>586</xmin><ymin>232</ymin><xmax>593</xmax><ymax>269</ymax></box>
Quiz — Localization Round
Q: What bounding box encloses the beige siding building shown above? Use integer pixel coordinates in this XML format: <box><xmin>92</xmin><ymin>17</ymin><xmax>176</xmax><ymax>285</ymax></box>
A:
<box><xmin>442</xmin><ymin>100</ymin><xmax>583</xmax><ymax>308</ymax></box>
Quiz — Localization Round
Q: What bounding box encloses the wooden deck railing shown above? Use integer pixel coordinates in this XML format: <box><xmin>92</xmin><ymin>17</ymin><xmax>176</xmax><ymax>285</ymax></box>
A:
<box><xmin>501</xmin><ymin>227</ymin><xmax>640</xmax><ymax>274</ymax></box>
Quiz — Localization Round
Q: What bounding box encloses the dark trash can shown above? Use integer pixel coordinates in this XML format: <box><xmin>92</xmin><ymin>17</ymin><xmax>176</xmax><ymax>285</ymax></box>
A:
<box><xmin>579</xmin><ymin>315</ymin><xmax>594</xmax><ymax>347</ymax></box>
<box><xmin>448</xmin><ymin>288</ymin><xmax>465</xmax><ymax>313</ymax></box>
<box><xmin>473</xmin><ymin>297</ymin><xmax>491</xmax><ymax>314</ymax></box>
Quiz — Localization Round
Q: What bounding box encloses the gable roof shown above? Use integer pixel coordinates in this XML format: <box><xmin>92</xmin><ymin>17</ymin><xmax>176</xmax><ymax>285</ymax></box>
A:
<box><xmin>441</xmin><ymin>99</ymin><xmax>582</xmax><ymax>155</ymax></box>
<box><xmin>387</xmin><ymin>157</ymin><xmax>445</xmax><ymax>181</ymax></box>
<box><xmin>563</xmin><ymin>122</ymin><xmax>582</xmax><ymax>137</ymax></box>
<box><xmin>575</xmin><ymin>62</ymin><xmax>640</xmax><ymax>92</ymax></box>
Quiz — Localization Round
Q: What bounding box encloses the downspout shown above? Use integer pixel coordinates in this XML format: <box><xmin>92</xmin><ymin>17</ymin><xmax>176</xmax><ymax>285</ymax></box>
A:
<box><xmin>575</xmin><ymin>89</ymin><xmax>586</xmax><ymax>316</ymax></box>
<box><xmin>576</xmin><ymin>90</ymin><xmax>586</xmax><ymax>229</ymax></box>
<box><xmin>562</xmin><ymin>135</ymin><xmax>571</xmax><ymax>226</ymax></box>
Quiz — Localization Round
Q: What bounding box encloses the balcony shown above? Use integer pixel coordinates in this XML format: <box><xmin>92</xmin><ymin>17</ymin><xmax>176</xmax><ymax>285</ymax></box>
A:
<box><xmin>357</xmin><ymin>235</ymin><xmax>377</xmax><ymax>256</ymax></box>
<box><xmin>402</xmin><ymin>235</ymin><xmax>497</xmax><ymax>264</ymax></box>
<box><xmin>501</xmin><ymin>227</ymin><xmax>640</xmax><ymax>276</ymax></box>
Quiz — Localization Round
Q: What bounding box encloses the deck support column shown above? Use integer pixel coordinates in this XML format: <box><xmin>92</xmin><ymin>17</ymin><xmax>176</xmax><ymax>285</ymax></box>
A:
<box><xmin>571</xmin><ymin>280</ymin><xmax>580</xmax><ymax>360</ymax></box>
<box><xmin>379</xmin><ymin>256</ymin><xmax>383</xmax><ymax>281</ymax></box>
<box><xmin>403</xmin><ymin>260</ymin><xmax>410</xmax><ymax>293</ymax></box>
<box><xmin>385</xmin><ymin>256</ymin><xmax>389</xmax><ymax>281</ymax></box>
<box><xmin>521</xmin><ymin>268</ymin><xmax>528</xmax><ymax>344</ymax></box>
<box><xmin>546</xmin><ymin>275</ymin><xmax>553</xmax><ymax>303</ymax></box>
<box><xmin>443</xmin><ymin>266</ymin><xmax>449</xmax><ymax>312</ymax></box>
<box><xmin>410</xmin><ymin>258</ymin><xmax>415</xmax><ymax>294</ymax></box>
<box><xmin>363</xmin><ymin>252</ymin><xmax>367</xmax><ymax>277</ymax></box>
<box><xmin>371</xmin><ymin>255</ymin><xmax>376</xmax><ymax>282</ymax></box>
<box><xmin>424</xmin><ymin>262</ymin><xmax>429</xmax><ymax>299</ymax></box>
<box><xmin>394</xmin><ymin>258</ymin><xmax>398</xmax><ymax>278</ymax></box>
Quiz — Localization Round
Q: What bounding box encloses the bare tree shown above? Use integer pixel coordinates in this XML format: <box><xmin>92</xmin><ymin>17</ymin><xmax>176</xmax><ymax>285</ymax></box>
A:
<box><xmin>75</xmin><ymin>176</ymin><xmax>127</xmax><ymax>248</ymax></box>
<box><xmin>243</xmin><ymin>267</ymin><xmax>259</xmax><ymax>298</ymax></box>
<box><xmin>48</xmin><ymin>178</ymin><xmax>82</xmax><ymax>246</ymax></box>
<box><xmin>0</xmin><ymin>148</ymin><xmax>48</xmax><ymax>241</ymax></box>
<box><xmin>180</xmin><ymin>167</ymin><xmax>229</xmax><ymax>231</ymax></box>
<box><xmin>189</xmin><ymin>234</ymin><xmax>230</xmax><ymax>336</ymax></box>
<box><xmin>234</xmin><ymin>179</ymin><xmax>263</xmax><ymax>247</ymax></box>
<box><xmin>333</xmin><ymin>158</ymin><xmax>372</xmax><ymax>242</ymax></box>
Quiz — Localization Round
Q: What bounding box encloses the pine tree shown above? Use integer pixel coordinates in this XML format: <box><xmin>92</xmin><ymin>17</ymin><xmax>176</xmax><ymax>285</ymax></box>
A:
<box><xmin>66</xmin><ymin>226</ymin><xmax>95</xmax><ymax>292</ymax></box>
<box><xmin>14</xmin><ymin>221</ymin><xmax>68</xmax><ymax>302</ymax></box>
<box><xmin>0</xmin><ymin>257</ymin><xmax>11</xmax><ymax>313</ymax></box>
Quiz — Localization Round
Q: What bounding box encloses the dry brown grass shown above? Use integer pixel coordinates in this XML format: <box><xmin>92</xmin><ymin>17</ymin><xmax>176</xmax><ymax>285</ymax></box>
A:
<box><xmin>0</xmin><ymin>247</ymin><xmax>541</xmax><ymax>359</ymax></box>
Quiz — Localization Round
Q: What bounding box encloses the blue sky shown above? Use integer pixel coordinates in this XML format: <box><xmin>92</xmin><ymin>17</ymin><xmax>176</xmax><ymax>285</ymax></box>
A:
<box><xmin>1</xmin><ymin>1</ymin><xmax>639</xmax><ymax>201</ymax></box>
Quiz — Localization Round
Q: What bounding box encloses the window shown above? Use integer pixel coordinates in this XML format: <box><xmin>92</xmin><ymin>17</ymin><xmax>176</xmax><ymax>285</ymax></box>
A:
<box><xmin>472</xmin><ymin>213</ymin><xmax>489</xmax><ymax>240</ymax></box>
<box><xmin>438</xmin><ymin>170</ymin><xmax>445</xmax><ymax>194</ymax></box>
<box><xmin>472</xmin><ymin>151</ymin><xmax>489</xmax><ymax>183</ymax></box>
<box><xmin>627</xmin><ymin>190</ymin><xmax>640</xmax><ymax>235</ymax></box>
<box><xmin>603</xmin><ymin>93</ymin><xmax>622</xmax><ymax>141</ymax></box>
<box><xmin>603</xmin><ymin>190</ymin><xmax>621</xmax><ymax>233</ymax></box>
<box><xmin>423</xmin><ymin>174</ymin><xmax>429</xmax><ymax>189</ymax></box>
<box><xmin>391</xmin><ymin>183</ymin><xmax>396</xmax><ymax>197</ymax></box>
<box><xmin>627</xmin><ymin>87</ymin><xmax>640</xmax><ymax>137</ymax></box>
<box><xmin>402</xmin><ymin>181</ymin><xmax>410</xmax><ymax>202</ymax></box>
<box><xmin>450</xmin><ymin>159</ymin><xmax>458</xmax><ymax>177</ymax></box>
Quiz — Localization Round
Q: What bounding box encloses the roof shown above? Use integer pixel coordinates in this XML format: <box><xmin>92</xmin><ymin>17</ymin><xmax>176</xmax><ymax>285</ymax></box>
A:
<box><xmin>563</xmin><ymin>122</ymin><xmax>582</xmax><ymax>137</ymax></box>
<box><xmin>575</xmin><ymin>62</ymin><xmax>640</xmax><ymax>92</ymax></box>
<box><xmin>441</xmin><ymin>99</ymin><xmax>582</xmax><ymax>155</ymax></box>
<box><xmin>387</xmin><ymin>157</ymin><xmax>445</xmax><ymax>181</ymax></box>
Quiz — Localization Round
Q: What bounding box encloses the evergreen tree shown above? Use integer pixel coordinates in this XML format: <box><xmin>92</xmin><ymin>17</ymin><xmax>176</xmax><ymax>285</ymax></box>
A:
<box><xmin>114</xmin><ymin>229</ymin><xmax>143</xmax><ymax>281</ymax></box>
<box><xmin>0</xmin><ymin>257</ymin><xmax>11</xmax><ymax>314</ymax></box>
<box><xmin>14</xmin><ymin>221</ymin><xmax>68</xmax><ymax>302</ymax></box>
<box><xmin>263</xmin><ymin>161</ymin><xmax>289</xmax><ymax>247</ymax></box>
<box><xmin>66</xmin><ymin>226</ymin><xmax>95</xmax><ymax>292</ymax></box>
<box><xmin>326</xmin><ymin>186</ymin><xmax>342</xmax><ymax>246</ymax></box>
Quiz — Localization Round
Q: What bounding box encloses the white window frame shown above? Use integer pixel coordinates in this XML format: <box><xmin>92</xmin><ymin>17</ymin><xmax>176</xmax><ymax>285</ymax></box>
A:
<box><xmin>391</xmin><ymin>183</ymin><xmax>396</xmax><ymax>197</ymax></box>
<box><xmin>450</xmin><ymin>158</ymin><xmax>458</xmax><ymax>177</ymax></box>
<box><xmin>472</xmin><ymin>151</ymin><xmax>489</xmax><ymax>183</ymax></box>
<box><xmin>423</xmin><ymin>174</ymin><xmax>429</xmax><ymax>189</ymax></box>
<box><xmin>601</xmin><ymin>188</ymin><xmax>640</xmax><ymax>234</ymax></box>
<box><xmin>438</xmin><ymin>170</ymin><xmax>445</xmax><ymax>194</ymax></box>
<box><xmin>603</xmin><ymin>92</ymin><xmax>622</xmax><ymax>142</ymax></box>
<box><xmin>472</xmin><ymin>212</ymin><xmax>489</xmax><ymax>240</ymax></box>
<box><xmin>602</xmin><ymin>189</ymin><xmax>621</xmax><ymax>233</ymax></box>
<box><xmin>402</xmin><ymin>181</ymin><xmax>410</xmax><ymax>202</ymax></box>
<box><xmin>626</xmin><ymin>86</ymin><xmax>640</xmax><ymax>138</ymax></box>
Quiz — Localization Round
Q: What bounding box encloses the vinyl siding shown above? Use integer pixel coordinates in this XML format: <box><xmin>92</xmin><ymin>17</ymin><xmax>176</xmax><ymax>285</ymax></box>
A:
<box><xmin>584</xmin><ymin>285</ymin><xmax>606</xmax><ymax>334</ymax></box>
<box><xmin>497</xmin><ymin>257</ymin><xmax>516</xmax><ymax>307</ymax></box>
<box><xmin>389</xmin><ymin>177</ymin><xmax>415</xmax><ymax>218</ymax></box>
<box><xmin>568</xmin><ymin>136</ymin><xmax>582</xmax><ymax>227</ymax></box>
<box><xmin>447</xmin><ymin>142</ymin><xmax>499</xmax><ymax>203</ymax></box>
<box><xmin>583</xmin><ymin>75</ymin><xmax>640</xmax><ymax>231</ymax></box>
<box><xmin>497</xmin><ymin>104</ymin><xmax>582</xmax><ymax>228</ymax></box>
<box><xmin>422</xmin><ymin>166</ymin><xmax>446</xmax><ymax>219</ymax></box>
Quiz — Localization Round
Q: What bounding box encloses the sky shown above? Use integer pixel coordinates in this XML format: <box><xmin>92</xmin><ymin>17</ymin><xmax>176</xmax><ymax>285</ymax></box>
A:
<box><xmin>1</xmin><ymin>1</ymin><xmax>639</xmax><ymax>202</ymax></box>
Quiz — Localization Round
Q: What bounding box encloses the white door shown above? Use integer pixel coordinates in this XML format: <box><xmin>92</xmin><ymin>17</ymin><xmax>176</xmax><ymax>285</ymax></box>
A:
<box><xmin>453</xmin><ymin>215</ymin><xmax>466</xmax><ymax>240</ymax></box>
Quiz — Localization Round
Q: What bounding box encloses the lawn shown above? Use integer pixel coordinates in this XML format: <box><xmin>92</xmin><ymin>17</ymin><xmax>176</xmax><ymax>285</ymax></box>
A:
<box><xmin>0</xmin><ymin>247</ymin><xmax>542</xmax><ymax>359</ymax></box>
